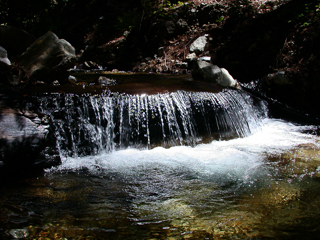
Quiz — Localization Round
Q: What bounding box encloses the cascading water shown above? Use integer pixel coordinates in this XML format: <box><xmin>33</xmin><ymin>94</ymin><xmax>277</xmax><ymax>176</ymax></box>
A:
<box><xmin>3</xmin><ymin>85</ymin><xmax>320</xmax><ymax>240</ymax></box>
<box><xmin>35</xmin><ymin>89</ymin><xmax>267</xmax><ymax>157</ymax></box>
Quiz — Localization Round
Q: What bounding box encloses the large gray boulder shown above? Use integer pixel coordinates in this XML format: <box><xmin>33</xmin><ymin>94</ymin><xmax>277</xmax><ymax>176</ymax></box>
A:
<box><xmin>192</xmin><ymin>60</ymin><xmax>239</xmax><ymax>88</ymax></box>
<box><xmin>18</xmin><ymin>31</ymin><xmax>76</xmax><ymax>83</ymax></box>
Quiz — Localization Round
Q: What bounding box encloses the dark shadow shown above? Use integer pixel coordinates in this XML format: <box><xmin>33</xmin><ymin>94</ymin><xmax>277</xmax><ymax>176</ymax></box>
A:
<box><xmin>211</xmin><ymin>0</ymin><xmax>314</xmax><ymax>81</ymax></box>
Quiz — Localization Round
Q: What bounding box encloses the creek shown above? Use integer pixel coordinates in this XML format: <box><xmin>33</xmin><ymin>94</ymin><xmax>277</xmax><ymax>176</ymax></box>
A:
<box><xmin>1</xmin><ymin>74</ymin><xmax>320</xmax><ymax>239</ymax></box>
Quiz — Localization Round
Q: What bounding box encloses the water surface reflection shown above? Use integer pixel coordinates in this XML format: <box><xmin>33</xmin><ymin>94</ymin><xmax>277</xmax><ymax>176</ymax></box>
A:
<box><xmin>1</xmin><ymin>119</ymin><xmax>320</xmax><ymax>239</ymax></box>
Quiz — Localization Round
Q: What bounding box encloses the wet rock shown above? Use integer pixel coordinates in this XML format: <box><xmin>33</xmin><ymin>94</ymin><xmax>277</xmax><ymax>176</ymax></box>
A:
<box><xmin>0</xmin><ymin>106</ymin><xmax>60</xmax><ymax>172</ymax></box>
<box><xmin>9</xmin><ymin>228</ymin><xmax>29</xmax><ymax>239</ymax></box>
<box><xmin>97</xmin><ymin>76</ymin><xmax>117</xmax><ymax>86</ymax></box>
<box><xmin>190</xmin><ymin>35</ymin><xmax>208</xmax><ymax>54</ymax></box>
<box><xmin>17</xmin><ymin>31</ymin><xmax>76</xmax><ymax>83</ymax></box>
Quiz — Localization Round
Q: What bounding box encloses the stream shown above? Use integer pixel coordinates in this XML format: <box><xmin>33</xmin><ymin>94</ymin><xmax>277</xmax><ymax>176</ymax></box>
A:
<box><xmin>1</xmin><ymin>74</ymin><xmax>320</xmax><ymax>239</ymax></box>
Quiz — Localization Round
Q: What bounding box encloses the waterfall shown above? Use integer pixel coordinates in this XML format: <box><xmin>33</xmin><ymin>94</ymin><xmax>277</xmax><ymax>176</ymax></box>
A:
<box><xmin>35</xmin><ymin>89</ymin><xmax>268</xmax><ymax>157</ymax></box>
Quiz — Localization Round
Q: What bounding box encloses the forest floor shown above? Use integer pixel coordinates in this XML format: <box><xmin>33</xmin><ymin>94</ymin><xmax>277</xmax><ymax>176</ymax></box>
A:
<box><xmin>118</xmin><ymin>0</ymin><xmax>320</xmax><ymax>118</ymax></box>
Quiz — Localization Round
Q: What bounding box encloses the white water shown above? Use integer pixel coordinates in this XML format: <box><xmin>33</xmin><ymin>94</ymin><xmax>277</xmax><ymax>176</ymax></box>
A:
<box><xmin>47</xmin><ymin>118</ymin><xmax>319</xmax><ymax>189</ymax></box>
<box><xmin>38</xmin><ymin>90</ymin><xmax>267</xmax><ymax>157</ymax></box>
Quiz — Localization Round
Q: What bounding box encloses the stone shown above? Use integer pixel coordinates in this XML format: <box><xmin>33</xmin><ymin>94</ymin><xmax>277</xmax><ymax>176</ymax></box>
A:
<box><xmin>185</xmin><ymin>53</ymin><xmax>197</xmax><ymax>62</ymax></box>
<box><xmin>219</xmin><ymin>68</ymin><xmax>238</xmax><ymax>88</ymax></box>
<box><xmin>176</xmin><ymin>19</ymin><xmax>188</xmax><ymax>33</ymax></box>
<box><xmin>192</xmin><ymin>60</ymin><xmax>238</xmax><ymax>88</ymax></box>
<box><xmin>0</xmin><ymin>46</ymin><xmax>11</xmax><ymax>65</ymax></box>
<box><xmin>192</xmin><ymin>60</ymin><xmax>221</xmax><ymax>81</ymax></box>
<box><xmin>163</xmin><ymin>20</ymin><xmax>176</xmax><ymax>36</ymax></box>
<box><xmin>268</xmin><ymin>71</ymin><xmax>291</xmax><ymax>86</ymax></box>
<box><xmin>68</xmin><ymin>75</ymin><xmax>77</xmax><ymax>82</ymax></box>
<box><xmin>97</xmin><ymin>76</ymin><xmax>116</xmax><ymax>86</ymax></box>
<box><xmin>9</xmin><ymin>229</ymin><xmax>29</xmax><ymax>239</ymax></box>
<box><xmin>189</xmin><ymin>35</ymin><xmax>208</xmax><ymax>54</ymax></box>
<box><xmin>0</xmin><ymin>107</ymin><xmax>49</xmax><ymax>169</ymax></box>
<box><xmin>17</xmin><ymin>31</ymin><xmax>76</xmax><ymax>83</ymax></box>
<box><xmin>198</xmin><ymin>56</ymin><xmax>211</xmax><ymax>62</ymax></box>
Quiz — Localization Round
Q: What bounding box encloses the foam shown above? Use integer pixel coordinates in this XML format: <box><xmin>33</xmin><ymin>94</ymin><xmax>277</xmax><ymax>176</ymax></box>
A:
<box><xmin>46</xmin><ymin>119</ymin><xmax>319</xmax><ymax>188</ymax></box>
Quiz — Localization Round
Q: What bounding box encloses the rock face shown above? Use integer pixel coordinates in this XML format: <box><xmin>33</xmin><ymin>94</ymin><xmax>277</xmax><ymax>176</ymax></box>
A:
<box><xmin>192</xmin><ymin>60</ymin><xmax>238</xmax><ymax>88</ymax></box>
<box><xmin>17</xmin><ymin>31</ymin><xmax>76</xmax><ymax>83</ymax></box>
<box><xmin>0</xmin><ymin>106</ymin><xmax>60</xmax><ymax>174</ymax></box>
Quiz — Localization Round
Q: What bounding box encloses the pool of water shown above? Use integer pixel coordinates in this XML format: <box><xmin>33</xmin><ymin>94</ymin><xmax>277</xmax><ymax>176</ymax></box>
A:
<box><xmin>1</xmin><ymin>118</ymin><xmax>320</xmax><ymax>239</ymax></box>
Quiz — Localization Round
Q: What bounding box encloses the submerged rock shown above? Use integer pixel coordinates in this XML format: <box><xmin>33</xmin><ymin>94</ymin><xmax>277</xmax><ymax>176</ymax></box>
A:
<box><xmin>17</xmin><ymin>31</ymin><xmax>76</xmax><ymax>83</ymax></box>
<box><xmin>9</xmin><ymin>228</ymin><xmax>29</xmax><ymax>239</ymax></box>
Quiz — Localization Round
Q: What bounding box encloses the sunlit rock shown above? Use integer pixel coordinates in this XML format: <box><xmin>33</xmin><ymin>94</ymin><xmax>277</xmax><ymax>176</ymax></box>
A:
<box><xmin>192</xmin><ymin>60</ymin><xmax>239</xmax><ymax>88</ymax></box>
<box><xmin>189</xmin><ymin>35</ymin><xmax>208</xmax><ymax>54</ymax></box>
<box><xmin>219</xmin><ymin>67</ymin><xmax>239</xmax><ymax>88</ymax></box>
<box><xmin>185</xmin><ymin>53</ymin><xmax>197</xmax><ymax>61</ymax></box>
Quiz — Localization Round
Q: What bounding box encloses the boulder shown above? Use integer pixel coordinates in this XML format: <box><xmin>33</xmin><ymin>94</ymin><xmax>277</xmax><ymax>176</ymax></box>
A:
<box><xmin>192</xmin><ymin>60</ymin><xmax>238</xmax><ymax>88</ymax></box>
<box><xmin>185</xmin><ymin>53</ymin><xmax>197</xmax><ymax>62</ymax></box>
<box><xmin>17</xmin><ymin>31</ymin><xmax>76</xmax><ymax>83</ymax></box>
<box><xmin>219</xmin><ymin>68</ymin><xmax>239</xmax><ymax>88</ymax></box>
<box><xmin>0</xmin><ymin>26</ymin><xmax>36</xmax><ymax>59</ymax></box>
<box><xmin>189</xmin><ymin>35</ymin><xmax>208</xmax><ymax>54</ymax></box>
<box><xmin>0</xmin><ymin>46</ymin><xmax>11</xmax><ymax>66</ymax></box>
<box><xmin>0</xmin><ymin>106</ymin><xmax>60</xmax><ymax>173</ymax></box>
